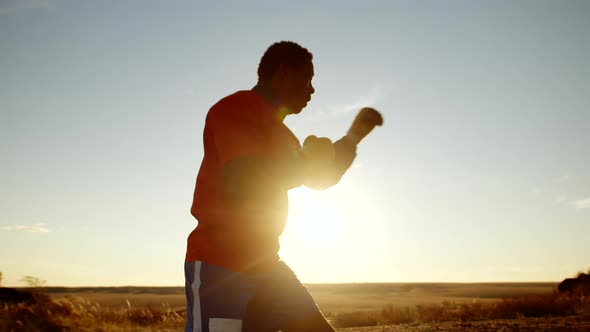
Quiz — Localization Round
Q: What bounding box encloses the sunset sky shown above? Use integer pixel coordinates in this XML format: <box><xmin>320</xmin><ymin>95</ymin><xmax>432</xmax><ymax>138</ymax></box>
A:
<box><xmin>1</xmin><ymin>0</ymin><xmax>589</xmax><ymax>287</ymax></box>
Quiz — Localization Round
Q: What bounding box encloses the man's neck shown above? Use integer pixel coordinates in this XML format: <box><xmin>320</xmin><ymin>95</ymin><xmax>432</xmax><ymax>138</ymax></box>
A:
<box><xmin>252</xmin><ymin>82</ymin><xmax>278</xmax><ymax>106</ymax></box>
<box><xmin>252</xmin><ymin>82</ymin><xmax>289</xmax><ymax>121</ymax></box>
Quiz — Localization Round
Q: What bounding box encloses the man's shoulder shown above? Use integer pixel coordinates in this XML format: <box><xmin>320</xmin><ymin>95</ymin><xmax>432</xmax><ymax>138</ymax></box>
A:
<box><xmin>210</xmin><ymin>90</ymin><xmax>259</xmax><ymax>113</ymax></box>
<box><xmin>207</xmin><ymin>90</ymin><xmax>270</xmax><ymax>124</ymax></box>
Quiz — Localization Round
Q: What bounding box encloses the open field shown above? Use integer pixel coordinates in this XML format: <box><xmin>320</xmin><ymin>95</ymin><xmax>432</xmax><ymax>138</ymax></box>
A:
<box><xmin>47</xmin><ymin>286</ymin><xmax>187</xmax><ymax>312</ymax></box>
<box><xmin>46</xmin><ymin>282</ymin><xmax>558</xmax><ymax>314</ymax></box>
<box><xmin>5</xmin><ymin>282</ymin><xmax>589</xmax><ymax>331</ymax></box>
<box><xmin>307</xmin><ymin>282</ymin><xmax>557</xmax><ymax>315</ymax></box>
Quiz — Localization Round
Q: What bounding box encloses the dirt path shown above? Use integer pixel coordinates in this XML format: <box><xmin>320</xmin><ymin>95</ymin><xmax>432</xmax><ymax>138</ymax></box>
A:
<box><xmin>338</xmin><ymin>315</ymin><xmax>590</xmax><ymax>331</ymax></box>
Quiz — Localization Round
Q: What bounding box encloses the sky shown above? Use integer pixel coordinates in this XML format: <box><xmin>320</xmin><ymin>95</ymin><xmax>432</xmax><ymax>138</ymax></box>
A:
<box><xmin>1</xmin><ymin>0</ymin><xmax>589</xmax><ymax>287</ymax></box>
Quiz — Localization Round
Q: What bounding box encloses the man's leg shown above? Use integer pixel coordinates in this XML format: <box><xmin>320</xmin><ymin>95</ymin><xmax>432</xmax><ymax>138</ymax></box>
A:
<box><xmin>185</xmin><ymin>261</ymin><xmax>199</xmax><ymax>332</ymax></box>
<box><xmin>185</xmin><ymin>260</ymin><xmax>256</xmax><ymax>332</ymax></box>
<box><xmin>242</xmin><ymin>261</ymin><xmax>335</xmax><ymax>332</ymax></box>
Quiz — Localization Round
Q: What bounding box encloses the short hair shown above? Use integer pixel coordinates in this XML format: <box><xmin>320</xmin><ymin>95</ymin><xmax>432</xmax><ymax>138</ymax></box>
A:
<box><xmin>257</xmin><ymin>41</ymin><xmax>313</xmax><ymax>81</ymax></box>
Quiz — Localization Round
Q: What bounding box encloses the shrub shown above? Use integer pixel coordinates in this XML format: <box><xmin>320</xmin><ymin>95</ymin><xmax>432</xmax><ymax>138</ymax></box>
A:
<box><xmin>416</xmin><ymin>303</ymin><xmax>455</xmax><ymax>322</ymax></box>
<box><xmin>331</xmin><ymin>310</ymin><xmax>381</xmax><ymax>327</ymax></box>
<box><xmin>330</xmin><ymin>291</ymin><xmax>590</xmax><ymax>328</ymax></box>
<box><xmin>0</xmin><ymin>292</ymin><xmax>185</xmax><ymax>331</ymax></box>
<box><xmin>380</xmin><ymin>304</ymin><xmax>414</xmax><ymax>324</ymax></box>
<box><xmin>457</xmin><ymin>301</ymin><xmax>490</xmax><ymax>321</ymax></box>
<box><xmin>0</xmin><ymin>291</ymin><xmax>66</xmax><ymax>332</ymax></box>
<box><xmin>493</xmin><ymin>292</ymin><xmax>579</xmax><ymax>319</ymax></box>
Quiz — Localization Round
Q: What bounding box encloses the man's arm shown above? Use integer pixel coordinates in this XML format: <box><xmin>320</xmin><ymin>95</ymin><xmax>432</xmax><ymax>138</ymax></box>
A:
<box><xmin>221</xmin><ymin>138</ymin><xmax>334</xmax><ymax>200</ymax></box>
<box><xmin>221</xmin><ymin>107</ymin><xmax>383</xmax><ymax>198</ymax></box>
<box><xmin>222</xmin><ymin>136</ymin><xmax>350</xmax><ymax>199</ymax></box>
<box><xmin>300</xmin><ymin>107</ymin><xmax>383</xmax><ymax>190</ymax></box>
<box><xmin>301</xmin><ymin>136</ymin><xmax>356</xmax><ymax>190</ymax></box>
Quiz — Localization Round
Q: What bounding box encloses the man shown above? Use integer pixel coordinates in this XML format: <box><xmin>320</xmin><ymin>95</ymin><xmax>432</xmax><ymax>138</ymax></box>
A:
<box><xmin>185</xmin><ymin>41</ymin><xmax>382</xmax><ymax>332</ymax></box>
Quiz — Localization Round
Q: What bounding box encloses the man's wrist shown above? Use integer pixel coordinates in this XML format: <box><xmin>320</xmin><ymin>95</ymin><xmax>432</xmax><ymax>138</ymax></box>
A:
<box><xmin>343</xmin><ymin>133</ymin><xmax>361</xmax><ymax>146</ymax></box>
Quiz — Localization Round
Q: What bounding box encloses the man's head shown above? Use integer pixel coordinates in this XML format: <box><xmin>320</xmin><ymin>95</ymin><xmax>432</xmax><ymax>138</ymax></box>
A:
<box><xmin>257</xmin><ymin>41</ymin><xmax>315</xmax><ymax>115</ymax></box>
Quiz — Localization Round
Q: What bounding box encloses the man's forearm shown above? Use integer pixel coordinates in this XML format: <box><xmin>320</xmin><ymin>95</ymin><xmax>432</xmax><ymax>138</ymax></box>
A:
<box><xmin>301</xmin><ymin>136</ymin><xmax>357</xmax><ymax>190</ymax></box>
<box><xmin>222</xmin><ymin>136</ymin><xmax>357</xmax><ymax>198</ymax></box>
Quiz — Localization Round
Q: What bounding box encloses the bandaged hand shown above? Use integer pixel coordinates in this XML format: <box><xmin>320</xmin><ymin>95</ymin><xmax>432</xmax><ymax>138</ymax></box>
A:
<box><xmin>346</xmin><ymin>107</ymin><xmax>384</xmax><ymax>145</ymax></box>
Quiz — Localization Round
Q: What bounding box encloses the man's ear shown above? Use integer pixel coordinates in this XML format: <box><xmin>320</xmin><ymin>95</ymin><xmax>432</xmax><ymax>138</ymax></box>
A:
<box><xmin>273</xmin><ymin>64</ymin><xmax>291</xmax><ymax>80</ymax></box>
<box><xmin>270</xmin><ymin>64</ymin><xmax>292</xmax><ymax>90</ymax></box>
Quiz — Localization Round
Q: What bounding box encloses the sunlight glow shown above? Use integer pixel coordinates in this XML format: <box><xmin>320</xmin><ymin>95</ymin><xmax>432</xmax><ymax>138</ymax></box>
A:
<box><xmin>285</xmin><ymin>187</ymin><xmax>349</xmax><ymax>249</ymax></box>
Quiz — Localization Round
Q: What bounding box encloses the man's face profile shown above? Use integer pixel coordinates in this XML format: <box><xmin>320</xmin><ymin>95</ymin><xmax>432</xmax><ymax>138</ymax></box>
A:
<box><xmin>275</xmin><ymin>62</ymin><xmax>315</xmax><ymax>115</ymax></box>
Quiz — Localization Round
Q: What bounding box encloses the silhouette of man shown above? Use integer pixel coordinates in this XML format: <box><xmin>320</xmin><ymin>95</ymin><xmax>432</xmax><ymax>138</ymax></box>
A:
<box><xmin>185</xmin><ymin>41</ymin><xmax>382</xmax><ymax>332</ymax></box>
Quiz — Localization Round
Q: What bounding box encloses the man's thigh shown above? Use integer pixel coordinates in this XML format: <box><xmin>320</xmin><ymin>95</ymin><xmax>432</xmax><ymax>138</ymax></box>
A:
<box><xmin>185</xmin><ymin>261</ymin><xmax>256</xmax><ymax>332</ymax></box>
<box><xmin>185</xmin><ymin>260</ymin><xmax>333</xmax><ymax>332</ymax></box>
<box><xmin>242</xmin><ymin>261</ymin><xmax>334</xmax><ymax>332</ymax></box>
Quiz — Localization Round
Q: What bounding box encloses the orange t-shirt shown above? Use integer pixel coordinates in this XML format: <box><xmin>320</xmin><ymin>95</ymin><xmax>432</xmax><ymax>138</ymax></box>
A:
<box><xmin>186</xmin><ymin>90</ymin><xmax>301</xmax><ymax>272</ymax></box>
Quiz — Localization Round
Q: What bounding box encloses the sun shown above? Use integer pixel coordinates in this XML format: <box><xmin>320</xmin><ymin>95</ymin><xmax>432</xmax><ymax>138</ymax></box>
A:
<box><xmin>278</xmin><ymin>181</ymin><xmax>383</xmax><ymax>282</ymax></box>
<box><xmin>282</xmin><ymin>187</ymin><xmax>349</xmax><ymax>249</ymax></box>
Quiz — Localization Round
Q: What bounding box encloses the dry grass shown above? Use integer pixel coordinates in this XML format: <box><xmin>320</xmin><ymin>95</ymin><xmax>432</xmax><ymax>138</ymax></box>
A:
<box><xmin>308</xmin><ymin>282</ymin><xmax>555</xmax><ymax>314</ymax></box>
<box><xmin>0</xmin><ymin>289</ymin><xmax>185</xmax><ymax>332</ymax></box>
<box><xmin>2</xmin><ymin>283</ymin><xmax>589</xmax><ymax>331</ymax></box>
<box><xmin>329</xmin><ymin>291</ymin><xmax>590</xmax><ymax>328</ymax></box>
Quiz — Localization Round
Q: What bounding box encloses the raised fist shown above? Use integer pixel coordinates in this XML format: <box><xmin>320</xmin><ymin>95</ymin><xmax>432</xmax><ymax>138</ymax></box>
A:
<box><xmin>346</xmin><ymin>107</ymin><xmax>383</xmax><ymax>145</ymax></box>
<box><xmin>301</xmin><ymin>135</ymin><xmax>335</xmax><ymax>166</ymax></box>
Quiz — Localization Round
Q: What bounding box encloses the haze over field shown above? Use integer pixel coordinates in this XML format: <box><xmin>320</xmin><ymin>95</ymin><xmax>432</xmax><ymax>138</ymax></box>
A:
<box><xmin>1</xmin><ymin>0</ymin><xmax>589</xmax><ymax>286</ymax></box>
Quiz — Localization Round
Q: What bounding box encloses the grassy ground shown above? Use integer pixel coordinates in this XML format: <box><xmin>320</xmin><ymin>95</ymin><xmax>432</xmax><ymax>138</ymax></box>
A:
<box><xmin>45</xmin><ymin>282</ymin><xmax>557</xmax><ymax>313</ymax></box>
<box><xmin>307</xmin><ymin>282</ymin><xmax>556</xmax><ymax>315</ymax></box>
<box><xmin>2</xmin><ymin>283</ymin><xmax>589</xmax><ymax>331</ymax></box>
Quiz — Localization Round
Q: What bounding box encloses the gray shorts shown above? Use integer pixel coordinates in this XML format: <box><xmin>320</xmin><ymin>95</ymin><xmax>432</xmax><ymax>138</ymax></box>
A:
<box><xmin>184</xmin><ymin>260</ymin><xmax>323</xmax><ymax>332</ymax></box>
